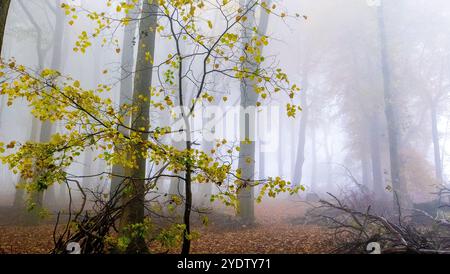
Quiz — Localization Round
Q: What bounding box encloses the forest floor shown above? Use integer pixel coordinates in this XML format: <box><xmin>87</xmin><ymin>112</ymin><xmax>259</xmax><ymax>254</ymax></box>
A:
<box><xmin>0</xmin><ymin>198</ymin><xmax>334</xmax><ymax>254</ymax></box>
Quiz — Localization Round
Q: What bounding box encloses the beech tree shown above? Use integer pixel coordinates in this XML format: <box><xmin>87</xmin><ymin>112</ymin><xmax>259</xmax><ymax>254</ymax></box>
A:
<box><xmin>110</xmin><ymin>0</ymin><xmax>139</xmax><ymax>199</ymax></box>
<box><xmin>0</xmin><ymin>0</ymin><xmax>11</xmax><ymax>56</ymax></box>
<box><xmin>236</xmin><ymin>0</ymin><xmax>274</xmax><ymax>224</ymax></box>
<box><xmin>377</xmin><ymin>0</ymin><xmax>411</xmax><ymax>210</ymax></box>
<box><xmin>0</xmin><ymin>0</ymin><xmax>301</xmax><ymax>254</ymax></box>
<box><xmin>7</xmin><ymin>0</ymin><xmax>67</xmax><ymax>221</ymax></box>
<box><xmin>117</xmin><ymin>0</ymin><xmax>158</xmax><ymax>253</ymax></box>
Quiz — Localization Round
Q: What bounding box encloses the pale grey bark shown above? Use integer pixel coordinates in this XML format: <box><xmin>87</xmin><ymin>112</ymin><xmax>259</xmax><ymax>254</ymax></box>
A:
<box><xmin>14</xmin><ymin>0</ymin><xmax>67</xmax><ymax>210</ymax></box>
<box><xmin>368</xmin><ymin>112</ymin><xmax>384</xmax><ymax>200</ymax></box>
<box><xmin>118</xmin><ymin>1</ymin><xmax>157</xmax><ymax>253</ymax></box>
<box><xmin>236</xmin><ymin>0</ymin><xmax>271</xmax><ymax>223</ymax></box>
<box><xmin>323</xmin><ymin>124</ymin><xmax>333</xmax><ymax>191</ymax></box>
<box><xmin>82</xmin><ymin>149</ymin><xmax>95</xmax><ymax>207</ymax></box>
<box><xmin>237</xmin><ymin>84</ymin><xmax>258</xmax><ymax>223</ymax></box>
<box><xmin>13</xmin><ymin>1</ymin><xmax>50</xmax><ymax>216</ymax></box>
<box><xmin>310</xmin><ymin>126</ymin><xmax>317</xmax><ymax>192</ymax></box>
<box><xmin>377</xmin><ymin>1</ymin><xmax>411</xmax><ymax>210</ymax></box>
<box><xmin>430</xmin><ymin>103</ymin><xmax>443</xmax><ymax>183</ymax></box>
<box><xmin>43</xmin><ymin>0</ymin><xmax>65</xmax><ymax>209</ymax></box>
<box><xmin>292</xmin><ymin>76</ymin><xmax>309</xmax><ymax>186</ymax></box>
<box><xmin>110</xmin><ymin>0</ymin><xmax>139</xmax><ymax>198</ymax></box>
<box><xmin>258</xmin><ymin>140</ymin><xmax>265</xmax><ymax>179</ymax></box>
<box><xmin>277</xmin><ymin>111</ymin><xmax>284</xmax><ymax>176</ymax></box>
<box><xmin>361</xmin><ymin>141</ymin><xmax>371</xmax><ymax>188</ymax></box>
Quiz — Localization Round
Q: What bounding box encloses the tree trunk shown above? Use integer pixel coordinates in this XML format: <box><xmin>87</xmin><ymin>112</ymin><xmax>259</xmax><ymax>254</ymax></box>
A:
<box><xmin>58</xmin><ymin>181</ymin><xmax>68</xmax><ymax>211</ymax></box>
<box><xmin>33</xmin><ymin>0</ymin><xmax>66</xmax><ymax>210</ymax></box>
<box><xmin>237</xmin><ymin>83</ymin><xmax>258</xmax><ymax>224</ymax></box>
<box><xmin>323</xmin><ymin>126</ymin><xmax>333</xmax><ymax>191</ymax></box>
<box><xmin>0</xmin><ymin>0</ymin><xmax>11</xmax><ymax>56</ymax></box>
<box><xmin>258</xmin><ymin>140</ymin><xmax>265</xmax><ymax>179</ymax></box>
<box><xmin>119</xmin><ymin>1</ymin><xmax>157</xmax><ymax>254</ymax></box>
<box><xmin>13</xmin><ymin>188</ymin><xmax>25</xmax><ymax>210</ymax></box>
<box><xmin>181</xmin><ymin>117</ymin><xmax>192</xmax><ymax>254</ymax></box>
<box><xmin>41</xmin><ymin>120</ymin><xmax>56</xmax><ymax>208</ymax></box>
<box><xmin>18</xmin><ymin>3</ymin><xmax>48</xmax><ymax>216</ymax></box>
<box><xmin>369</xmin><ymin>112</ymin><xmax>384</xmax><ymax>200</ymax></box>
<box><xmin>361</xmin><ymin>144</ymin><xmax>371</xmax><ymax>188</ymax></box>
<box><xmin>82</xmin><ymin>149</ymin><xmax>94</xmax><ymax>208</ymax></box>
<box><xmin>111</xmin><ymin>0</ymin><xmax>139</xmax><ymax>199</ymax></box>
<box><xmin>430</xmin><ymin>103</ymin><xmax>443</xmax><ymax>183</ymax></box>
<box><xmin>310</xmin><ymin>126</ymin><xmax>317</xmax><ymax>192</ymax></box>
<box><xmin>377</xmin><ymin>1</ymin><xmax>411</xmax><ymax>210</ymax></box>
<box><xmin>49</xmin><ymin>0</ymin><xmax>64</xmax><ymax>70</ymax></box>
<box><xmin>292</xmin><ymin>78</ymin><xmax>309</xmax><ymax>186</ymax></box>
<box><xmin>236</xmin><ymin>0</ymin><xmax>271</xmax><ymax>224</ymax></box>
<box><xmin>22</xmin><ymin>118</ymin><xmax>44</xmax><ymax>224</ymax></box>
<box><xmin>277</xmin><ymin>110</ymin><xmax>284</xmax><ymax>176</ymax></box>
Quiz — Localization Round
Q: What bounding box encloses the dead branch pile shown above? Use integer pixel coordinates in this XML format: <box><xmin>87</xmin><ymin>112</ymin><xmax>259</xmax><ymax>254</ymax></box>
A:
<box><xmin>313</xmin><ymin>192</ymin><xmax>450</xmax><ymax>254</ymax></box>
<box><xmin>51</xmin><ymin>183</ymin><xmax>123</xmax><ymax>254</ymax></box>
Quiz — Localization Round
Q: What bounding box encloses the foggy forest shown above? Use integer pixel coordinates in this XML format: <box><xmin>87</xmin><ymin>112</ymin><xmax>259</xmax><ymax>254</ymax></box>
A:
<box><xmin>1</xmin><ymin>0</ymin><xmax>450</xmax><ymax>256</ymax></box>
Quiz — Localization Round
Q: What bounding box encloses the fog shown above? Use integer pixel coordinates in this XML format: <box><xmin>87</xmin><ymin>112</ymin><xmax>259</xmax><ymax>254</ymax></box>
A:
<box><xmin>1</xmin><ymin>0</ymin><xmax>450</xmax><ymax>254</ymax></box>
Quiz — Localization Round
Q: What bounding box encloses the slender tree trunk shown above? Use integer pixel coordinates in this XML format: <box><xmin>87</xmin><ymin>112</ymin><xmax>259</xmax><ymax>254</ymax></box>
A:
<box><xmin>0</xmin><ymin>0</ymin><xmax>11</xmax><ymax>56</ymax></box>
<box><xmin>258</xmin><ymin>140</ymin><xmax>265</xmax><ymax>179</ymax></box>
<box><xmin>111</xmin><ymin>0</ymin><xmax>139</xmax><ymax>199</ymax></box>
<box><xmin>41</xmin><ymin>118</ymin><xmax>57</xmax><ymax>209</ymax></box>
<box><xmin>49</xmin><ymin>0</ymin><xmax>64</xmax><ymax>70</ymax></box>
<box><xmin>291</xmin><ymin>122</ymin><xmax>297</xmax><ymax>176</ymax></box>
<box><xmin>79</xmin><ymin>38</ymin><xmax>103</xmax><ymax>209</ymax></box>
<box><xmin>168</xmin><ymin>141</ymin><xmax>186</xmax><ymax>196</ymax></box>
<box><xmin>181</xmin><ymin>117</ymin><xmax>192</xmax><ymax>254</ymax></box>
<box><xmin>82</xmin><ymin>149</ymin><xmax>94</xmax><ymax>208</ymax></box>
<box><xmin>119</xmin><ymin>1</ymin><xmax>157</xmax><ymax>254</ymax></box>
<box><xmin>13</xmin><ymin>188</ymin><xmax>25</xmax><ymax>210</ymax></box>
<box><xmin>323</xmin><ymin>126</ymin><xmax>333</xmax><ymax>191</ymax></box>
<box><xmin>361</xmin><ymin>144</ymin><xmax>371</xmax><ymax>188</ymax></box>
<box><xmin>292</xmin><ymin>78</ymin><xmax>309</xmax><ymax>186</ymax></box>
<box><xmin>278</xmin><ymin>110</ymin><xmax>284</xmax><ymax>176</ymax></box>
<box><xmin>17</xmin><ymin>2</ymin><xmax>47</xmax><ymax>220</ymax></box>
<box><xmin>377</xmin><ymin>1</ymin><xmax>410</xmax><ymax>210</ymax></box>
<box><xmin>31</xmin><ymin>0</ymin><xmax>66</xmax><ymax>210</ymax></box>
<box><xmin>369</xmin><ymin>112</ymin><xmax>384</xmax><ymax>200</ymax></box>
<box><xmin>430</xmin><ymin>102</ymin><xmax>443</xmax><ymax>183</ymax></box>
<box><xmin>310</xmin><ymin>126</ymin><xmax>317</xmax><ymax>192</ymax></box>
<box><xmin>361</xmin><ymin>159</ymin><xmax>370</xmax><ymax>187</ymax></box>
<box><xmin>12</xmin><ymin>7</ymin><xmax>46</xmax><ymax>218</ymax></box>
<box><xmin>172</xmin><ymin>19</ymin><xmax>193</xmax><ymax>254</ymax></box>
<box><xmin>22</xmin><ymin>118</ymin><xmax>44</xmax><ymax>224</ymax></box>
<box><xmin>58</xmin><ymin>181</ymin><xmax>68</xmax><ymax>211</ymax></box>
